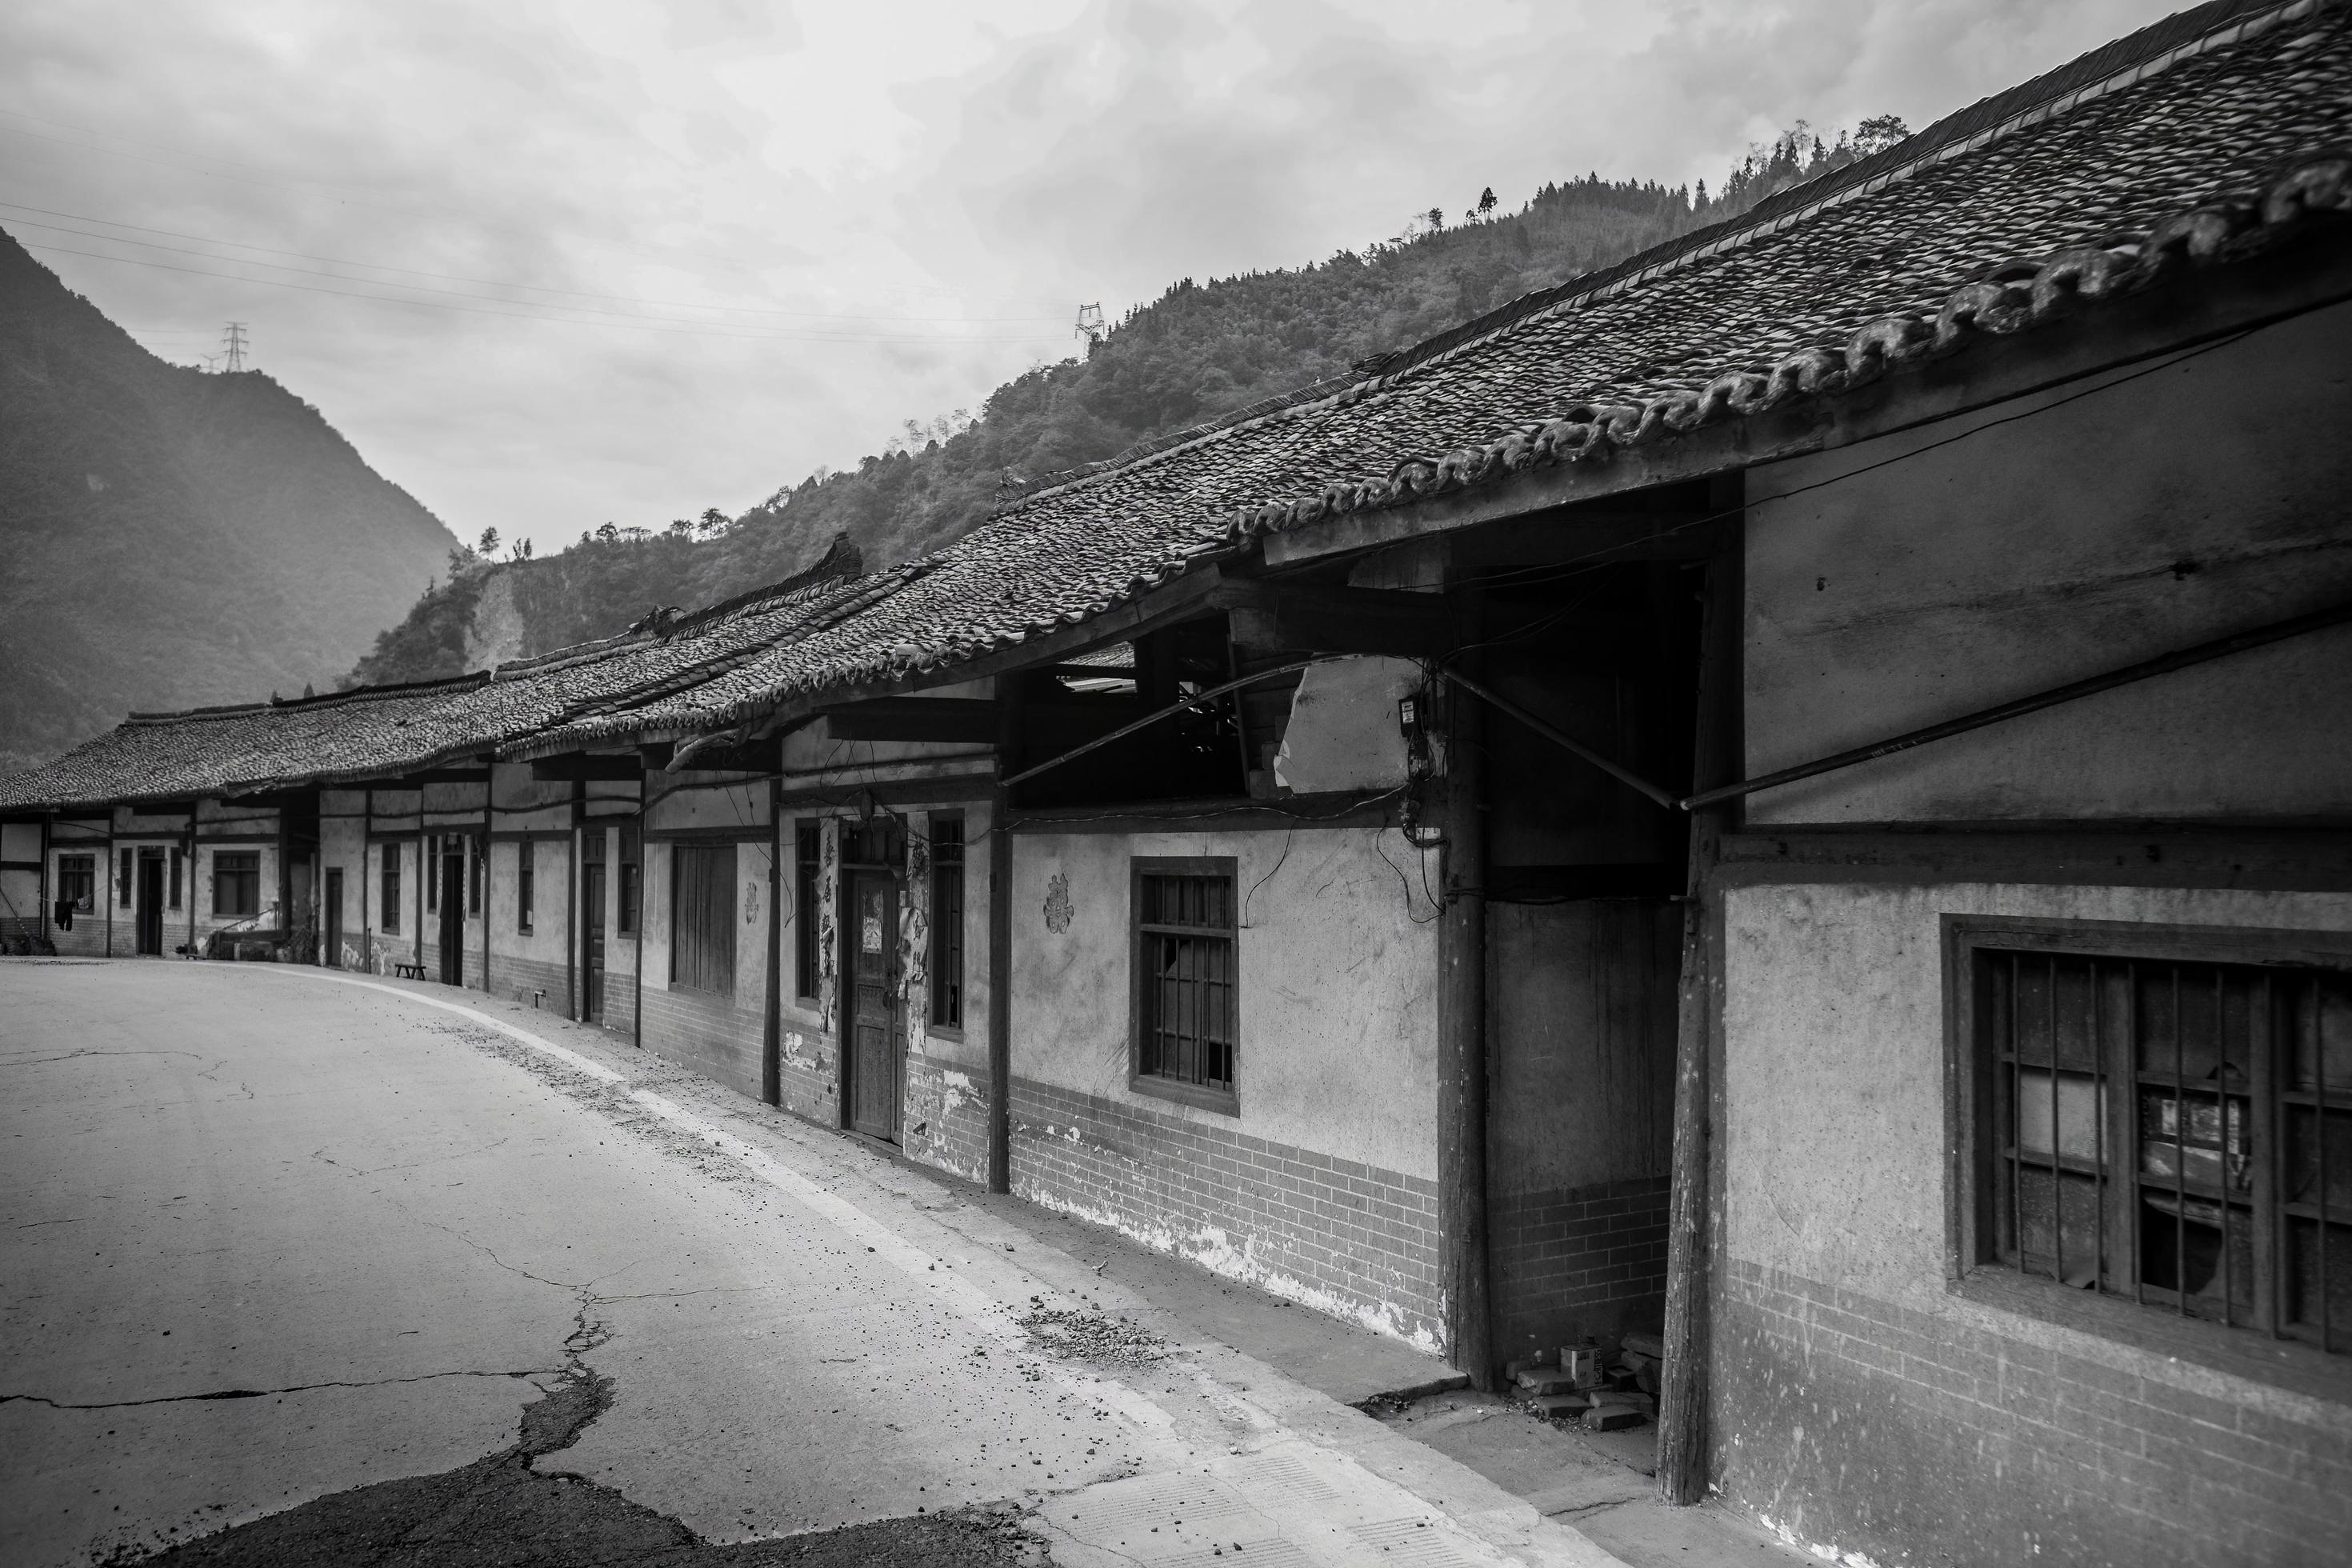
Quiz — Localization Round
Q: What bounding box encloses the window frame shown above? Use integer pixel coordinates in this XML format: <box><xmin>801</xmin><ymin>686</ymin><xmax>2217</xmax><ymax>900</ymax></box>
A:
<box><xmin>57</xmin><ymin>853</ymin><xmax>95</xmax><ymax>912</ymax></box>
<box><xmin>212</xmin><ymin>850</ymin><xmax>260</xmax><ymax>919</ymax></box>
<box><xmin>169</xmin><ymin>846</ymin><xmax>182</xmax><ymax>910</ymax></box>
<box><xmin>670</xmin><ymin>841</ymin><xmax>738</xmax><ymax>998</ymax></box>
<box><xmin>516</xmin><ymin>840</ymin><xmax>534</xmax><ymax>934</ymax></box>
<box><xmin>794</xmin><ymin>819</ymin><xmax>822</xmax><ymax>1004</ymax></box>
<box><xmin>118</xmin><ymin>848</ymin><xmax>134</xmax><ymax>907</ymax></box>
<box><xmin>381</xmin><ymin>842</ymin><xmax>402</xmax><ymax>933</ymax></box>
<box><xmin>928</xmin><ymin>815</ymin><xmax>965</xmax><ymax>1034</ymax></box>
<box><xmin>1945</xmin><ymin>913</ymin><xmax>2352</xmax><ymax>1403</ymax></box>
<box><xmin>618</xmin><ymin>822</ymin><xmax>642</xmax><ymax>935</ymax></box>
<box><xmin>1128</xmin><ymin>854</ymin><xmax>1241</xmax><ymax>1115</ymax></box>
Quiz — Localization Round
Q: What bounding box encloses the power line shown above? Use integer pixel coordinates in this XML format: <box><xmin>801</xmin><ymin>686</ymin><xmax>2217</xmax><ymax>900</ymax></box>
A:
<box><xmin>13</xmin><ymin>238</ymin><xmax>1074</xmax><ymax>346</ymax></box>
<box><xmin>0</xmin><ymin>201</ymin><xmax>1071</xmax><ymax>324</ymax></box>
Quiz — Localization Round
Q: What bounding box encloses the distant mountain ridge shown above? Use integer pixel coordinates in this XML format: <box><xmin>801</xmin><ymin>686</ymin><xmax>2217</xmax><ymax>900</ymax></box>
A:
<box><xmin>347</xmin><ymin>122</ymin><xmax>1900</xmax><ymax>689</ymax></box>
<box><xmin>0</xmin><ymin>230</ymin><xmax>459</xmax><ymax>774</ymax></box>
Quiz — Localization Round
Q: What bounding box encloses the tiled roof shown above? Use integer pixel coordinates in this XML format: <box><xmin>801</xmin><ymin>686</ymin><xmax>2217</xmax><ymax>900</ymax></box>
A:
<box><xmin>6</xmin><ymin>2</ymin><xmax>2347</xmax><ymax>802</ymax></box>
<box><xmin>527</xmin><ymin>0</ymin><xmax>2352</xmax><ymax>750</ymax></box>
<box><xmin>0</xmin><ymin>551</ymin><xmax>867</xmax><ymax>811</ymax></box>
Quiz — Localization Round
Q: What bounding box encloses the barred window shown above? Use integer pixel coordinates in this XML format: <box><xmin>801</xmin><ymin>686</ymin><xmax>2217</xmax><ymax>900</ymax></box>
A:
<box><xmin>670</xmin><ymin>842</ymin><xmax>737</xmax><ymax>996</ymax></box>
<box><xmin>516</xmin><ymin>842</ymin><xmax>534</xmax><ymax>933</ymax></box>
<box><xmin>929</xmin><ymin>817</ymin><xmax>964</xmax><ymax>1029</ymax></box>
<box><xmin>794</xmin><ymin>820</ymin><xmax>821</xmax><ymax>1001</ymax></box>
<box><xmin>1964</xmin><ymin>924</ymin><xmax>2351</xmax><ymax>1355</ymax></box>
<box><xmin>382</xmin><ymin>842</ymin><xmax>401</xmax><ymax>932</ymax></box>
<box><xmin>213</xmin><ymin>852</ymin><xmax>259</xmax><ymax>918</ymax></box>
<box><xmin>169</xmin><ymin>846</ymin><xmax>182</xmax><ymax>909</ymax></box>
<box><xmin>1132</xmin><ymin>858</ymin><xmax>1238</xmax><ymax>1110</ymax></box>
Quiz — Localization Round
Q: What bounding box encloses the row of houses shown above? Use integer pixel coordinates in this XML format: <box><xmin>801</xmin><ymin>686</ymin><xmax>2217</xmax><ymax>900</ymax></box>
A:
<box><xmin>5</xmin><ymin>3</ymin><xmax>2348</xmax><ymax>1562</ymax></box>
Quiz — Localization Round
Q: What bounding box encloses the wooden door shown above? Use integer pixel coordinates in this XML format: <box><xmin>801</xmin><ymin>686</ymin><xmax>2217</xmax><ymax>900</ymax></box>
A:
<box><xmin>324</xmin><ymin>870</ymin><xmax>343</xmax><ymax>970</ymax></box>
<box><xmin>135</xmin><ymin>855</ymin><xmax>163</xmax><ymax>955</ymax></box>
<box><xmin>846</xmin><ymin>870</ymin><xmax>899</xmax><ymax>1142</ymax></box>
<box><xmin>582</xmin><ymin>863</ymin><xmax>606</xmax><ymax>1025</ymax></box>
<box><xmin>438</xmin><ymin>850</ymin><xmax>464</xmax><ymax>985</ymax></box>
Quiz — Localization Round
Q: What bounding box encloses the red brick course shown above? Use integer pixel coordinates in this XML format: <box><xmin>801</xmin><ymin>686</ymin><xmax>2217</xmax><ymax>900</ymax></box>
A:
<box><xmin>1715</xmin><ymin>1258</ymin><xmax>2352</xmax><ymax>1567</ymax></box>
<box><xmin>1010</xmin><ymin>1076</ymin><xmax>1442</xmax><ymax>1345</ymax></box>
<box><xmin>1491</xmin><ymin>1176</ymin><xmax>1670</xmax><ymax>1361</ymax></box>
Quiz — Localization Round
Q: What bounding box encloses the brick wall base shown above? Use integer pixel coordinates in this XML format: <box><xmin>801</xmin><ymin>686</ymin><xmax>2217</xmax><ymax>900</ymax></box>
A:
<box><xmin>1010</xmin><ymin>1076</ymin><xmax>1443</xmax><ymax>1350</ymax></box>
<box><xmin>638</xmin><ymin>984</ymin><xmax>763</xmax><ymax>1102</ymax></box>
<box><xmin>902</xmin><ymin>1051</ymin><xmax>990</xmax><ymax>1185</ymax></box>
<box><xmin>1715</xmin><ymin>1258</ymin><xmax>2352</xmax><ymax>1567</ymax></box>
<box><xmin>1490</xmin><ymin>1176</ymin><xmax>1669</xmax><ymax>1362</ymax></box>
<box><xmin>486</xmin><ymin>952</ymin><xmax>574</xmax><ymax>1018</ymax></box>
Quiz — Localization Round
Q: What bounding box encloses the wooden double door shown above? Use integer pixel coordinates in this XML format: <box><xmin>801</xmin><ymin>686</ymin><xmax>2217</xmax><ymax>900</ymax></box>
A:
<box><xmin>844</xmin><ymin>869</ymin><xmax>901</xmax><ymax>1142</ymax></box>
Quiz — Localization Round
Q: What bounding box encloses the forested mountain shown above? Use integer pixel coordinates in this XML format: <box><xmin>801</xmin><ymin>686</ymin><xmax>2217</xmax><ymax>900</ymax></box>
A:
<box><xmin>350</xmin><ymin>121</ymin><xmax>1902</xmax><ymax>688</ymax></box>
<box><xmin>0</xmin><ymin>231</ymin><xmax>460</xmax><ymax>774</ymax></box>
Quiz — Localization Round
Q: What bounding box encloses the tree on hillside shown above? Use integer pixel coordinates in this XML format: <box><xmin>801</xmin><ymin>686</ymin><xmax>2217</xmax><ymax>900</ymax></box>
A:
<box><xmin>478</xmin><ymin>526</ymin><xmax>500</xmax><ymax>555</ymax></box>
<box><xmin>349</xmin><ymin>114</ymin><xmax>1910</xmax><ymax>687</ymax></box>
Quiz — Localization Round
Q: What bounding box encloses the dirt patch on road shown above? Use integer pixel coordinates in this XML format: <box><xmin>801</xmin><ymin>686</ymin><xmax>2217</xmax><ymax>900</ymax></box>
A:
<box><xmin>100</xmin><ymin>1366</ymin><xmax>1050</xmax><ymax>1568</ymax></box>
<box><xmin>1017</xmin><ymin>1303</ymin><xmax>1168</xmax><ymax>1368</ymax></box>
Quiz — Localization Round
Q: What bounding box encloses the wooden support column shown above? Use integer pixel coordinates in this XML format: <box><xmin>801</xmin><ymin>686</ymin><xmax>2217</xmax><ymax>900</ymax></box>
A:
<box><xmin>763</xmin><ymin>776</ymin><xmax>784</xmax><ymax>1106</ymax></box>
<box><xmin>567</xmin><ymin>781</ymin><xmax>582</xmax><ymax>1020</ymax></box>
<box><xmin>987</xmin><ymin>675</ymin><xmax>1022</xmax><ymax>1195</ymax></box>
<box><xmin>1658</xmin><ymin>542</ymin><xmax>1742</xmax><ymax>1505</ymax></box>
<box><xmin>1438</xmin><ymin>586</ymin><xmax>1490</xmax><ymax>1388</ymax></box>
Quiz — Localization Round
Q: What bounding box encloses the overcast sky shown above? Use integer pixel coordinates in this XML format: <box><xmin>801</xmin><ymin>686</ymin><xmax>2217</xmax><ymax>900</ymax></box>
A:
<box><xmin>2</xmin><ymin>0</ymin><xmax>2182</xmax><ymax>555</ymax></box>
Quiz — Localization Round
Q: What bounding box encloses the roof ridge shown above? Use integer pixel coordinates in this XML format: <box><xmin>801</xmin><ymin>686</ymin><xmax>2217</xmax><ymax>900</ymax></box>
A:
<box><xmin>985</xmin><ymin>0</ymin><xmax>2321</xmax><ymax>521</ymax></box>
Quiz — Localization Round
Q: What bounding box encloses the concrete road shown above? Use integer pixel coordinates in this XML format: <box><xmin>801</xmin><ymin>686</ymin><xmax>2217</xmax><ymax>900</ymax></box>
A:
<box><xmin>2</xmin><ymin>960</ymin><xmax>1631</xmax><ymax>1567</ymax></box>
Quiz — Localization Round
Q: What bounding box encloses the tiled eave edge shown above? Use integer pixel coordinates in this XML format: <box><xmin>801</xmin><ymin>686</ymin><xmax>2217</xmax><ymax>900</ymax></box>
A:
<box><xmin>1230</xmin><ymin>154</ymin><xmax>2352</xmax><ymax>541</ymax></box>
<box><xmin>545</xmin><ymin>155</ymin><xmax>2352</xmax><ymax>766</ymax></box>
<box><xmin>981</xmin><ymin>0</ymin><xmax>2326</xmax><ymax>521</ymax></box>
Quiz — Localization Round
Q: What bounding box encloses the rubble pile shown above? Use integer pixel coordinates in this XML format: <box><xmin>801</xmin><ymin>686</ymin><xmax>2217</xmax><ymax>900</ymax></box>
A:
<box><xmin>1506</xmin><ymin>1330</ymin><xmax>1666</xmax><ymax>1432</ymax></box>
<box><xmin>1017</xmin><ymin>1302</ymin><xmax>1169</xmax><ymax>1367</ymax></box>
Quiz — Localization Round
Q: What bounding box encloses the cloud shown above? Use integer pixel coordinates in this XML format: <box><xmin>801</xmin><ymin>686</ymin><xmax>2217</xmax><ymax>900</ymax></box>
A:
<box><xmin>0</xmin><ymin>0</ymin><xmax>2184</xmax><ymax>557</ymax></box>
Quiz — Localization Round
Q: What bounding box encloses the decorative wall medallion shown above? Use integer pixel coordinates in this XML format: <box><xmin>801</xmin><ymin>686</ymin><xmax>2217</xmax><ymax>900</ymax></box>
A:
<box><xmin>1042</xmin><ymin>871</ymin><xmax>1073</xmax><ymax>934</ymax></box>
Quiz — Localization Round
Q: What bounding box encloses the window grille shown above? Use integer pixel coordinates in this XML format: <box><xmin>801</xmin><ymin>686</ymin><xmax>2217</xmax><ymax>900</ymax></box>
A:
<box><xmin>426</xmin><ymin>836</ymin><xmax>438</xmax><ymax>911</ymax></box>
<box><xmin>118</xmin><ymin>849</ymin><xmax>134</xmax><ymax>906</ymax></box>
<box><xmin>382</xmin><ymin>842</ymin><xmax>401</xmax><ymax>932</ymax></box>
<box><xmin>57</xmin><ymin>854</ymin><xmax>95</xmax><ymax>912</ymax></box>
<box><xmin>169</xmin><ymin>846</ymin><xmax>182</xmax><ymax>909</ymax></box>
<box><xmin>670</xmin><ymin>842</ymin><xmax>737</xmax><ymax>996</ymax></box>
<box><xmin>1134</xmin><ymin>863</ymin><xmax>1238</xmax><ymax>1098</ymax></box>
<box><xmin>468</xmin><ymin>835</ymin><xmax>483</xmax><ymax>915</ymax></box>
<box><xmin>213</xmin><ymin>852</ymin><xmax>260</xmax><ymax>919</ymax></box>
<box><xmin>517</xmin><ymin>842</ymin><xmax>534</xmax><ymax>933</ymax></box>
<box><xmin>929</xmin><ymin>817</ymin><xmax>964</xmax><ymax>1028</ymax></box>
<box><xmin>794</xmin><ymin>820</ymin><xmax>821</xmax><ymax>1001</ymax></box>
<box><xmin>1975</xmin><ymin>943</ymin><xmax>2350</xmax><ymax>1353</ymax></box>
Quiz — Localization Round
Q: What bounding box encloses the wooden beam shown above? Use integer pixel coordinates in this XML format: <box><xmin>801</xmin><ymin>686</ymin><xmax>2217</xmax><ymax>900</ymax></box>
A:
<box><xmin>806</xmin><ymin>698</ymin><xmax>997</xmax><ymax>745</ymax></box>
<box><xmin>1658</xmin><ymin>534</ymin><xmax>1741</xmax><ymax>1505</ymax></box>
<box><xmin>530</xmin><ymin>754</ymin><xmax>646</xmax><ymax>782</ymax></box>
<box><xmin>1225</xmin><ymin>585</ymin><xmax>1454</xmax><ymax>658</ymax></box>
<box><xmin>1437</xmin><ymin>586</ymin><xmax>1490</xmax><ymax>1390</ymax></box>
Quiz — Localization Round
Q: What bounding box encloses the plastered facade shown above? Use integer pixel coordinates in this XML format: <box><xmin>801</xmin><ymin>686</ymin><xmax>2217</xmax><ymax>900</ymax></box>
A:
<box><xmin>1742</xmin><ymin>303</ymin><xmax>2352</xmax><ymax>826</ymax></box>
<box><xmin>1714</xmin><ymin>879</ymin><xmax>2352</xmax><ymax>1566</ymax></box>
<box><xmin>1007</xmin><ymin>824</ymin><xmax>1442</xmax><ymax>1344</ymax></box>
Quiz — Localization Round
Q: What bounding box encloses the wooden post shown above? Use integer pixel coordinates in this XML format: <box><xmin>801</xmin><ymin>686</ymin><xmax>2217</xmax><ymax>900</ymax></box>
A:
<box><xmin>1438</xmin><ymin>586</ymin><xmax>1491</xmax><ymax>1387</ymax></box>
<box><xmin>567</xmin><ymin>781</ymin><xmax>582</xmax><ymax>1019</ymax></box>
<box><xmin>987</xmin><ymin>672</ymin><xmax>1023</xmax><ymax>1195</ymax></box>
<box><xmin>1658</xmin><ymin>544</ymin><xmax>1741</xmax><ymax>1505</ymax></box>
<box><xmin>763</xmin><ymin>777</ymin><xmax>783</xmax><ymax>1106</ymax></box>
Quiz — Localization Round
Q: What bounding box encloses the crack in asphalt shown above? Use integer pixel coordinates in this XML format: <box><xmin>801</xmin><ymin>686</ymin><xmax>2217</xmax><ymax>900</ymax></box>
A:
<box><xmin>0</xmin><ymin>1366</ymin><xmax>568</xmax><ymax>1411</ymax></box>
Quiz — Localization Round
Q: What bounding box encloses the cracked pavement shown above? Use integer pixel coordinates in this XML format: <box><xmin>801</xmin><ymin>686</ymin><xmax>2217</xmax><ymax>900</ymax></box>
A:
<box><xmin>3</xmin><ymin>961</ymin><xmax>1652</xmax><ymax>1567</ymax></box>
